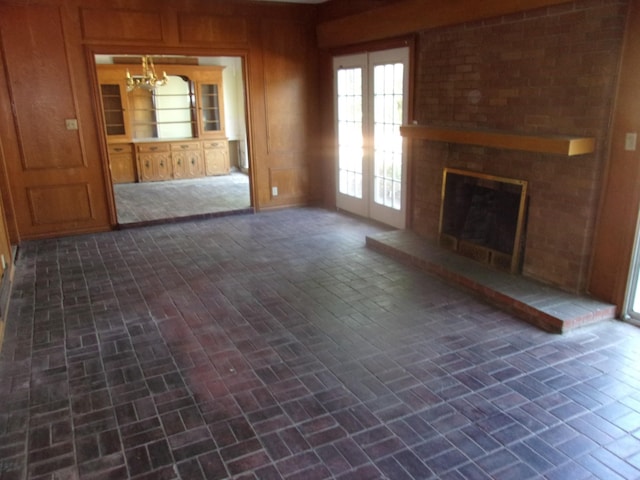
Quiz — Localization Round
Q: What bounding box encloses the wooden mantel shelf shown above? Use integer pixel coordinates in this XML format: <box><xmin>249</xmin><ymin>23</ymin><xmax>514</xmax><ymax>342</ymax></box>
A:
<box><xmin>400</xmin><ymin>125</ymin><xmax>596</xmax><ymax>156</ymax></box>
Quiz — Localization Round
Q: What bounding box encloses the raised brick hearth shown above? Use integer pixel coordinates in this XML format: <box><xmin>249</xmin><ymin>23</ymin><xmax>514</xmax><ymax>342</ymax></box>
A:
<box><xmin>366</xmin><ymin>230</ymin><xmax>616</xmax><ymax>333</ymax></box>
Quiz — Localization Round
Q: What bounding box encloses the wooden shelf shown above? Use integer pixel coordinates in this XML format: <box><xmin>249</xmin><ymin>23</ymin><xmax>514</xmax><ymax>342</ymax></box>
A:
<box><xmin>400</xmin><ymin>125</ymin><xmax>595</xmax><ymax>156</ymax></box>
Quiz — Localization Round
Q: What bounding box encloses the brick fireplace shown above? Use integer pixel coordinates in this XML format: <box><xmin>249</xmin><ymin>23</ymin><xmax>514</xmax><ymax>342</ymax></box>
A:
<box><xmin>407</xmin><ymin>0</ymin><xmax>628</xmax><ymax>294</ymax></box>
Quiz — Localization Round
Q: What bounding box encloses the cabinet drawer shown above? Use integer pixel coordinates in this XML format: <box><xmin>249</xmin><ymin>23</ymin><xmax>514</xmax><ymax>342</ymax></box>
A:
<box><xmin>202</xmin><ymin>140</ymin><xmax>228</xmax><ymax>150</ymax></box>
<box><xmin>108</xmin><ymin>143</ymin><xmax>133</xmax><ymax>154</ymax></box>
<box><xmin>136</xmin><ymin>143</ymin><xmax>170</xmax><ymax>153</ymax></box>
<box><xmin>171</xmin><ymin>141</ymin><xmax>201</xmax><ymax>152</ymax></box>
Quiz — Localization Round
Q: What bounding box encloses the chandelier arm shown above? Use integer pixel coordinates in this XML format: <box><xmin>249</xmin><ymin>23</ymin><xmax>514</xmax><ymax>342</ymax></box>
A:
<box><xmin>126</xmin><ymin>55</ymin><xmax>168</xmax><ymax>90</ymax></box>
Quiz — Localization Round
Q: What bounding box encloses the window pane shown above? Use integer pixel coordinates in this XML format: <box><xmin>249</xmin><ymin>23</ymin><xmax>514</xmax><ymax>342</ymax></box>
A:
<box><xmin>337</xmin><ymin>67</ymin><xmax>363</xmax><ymax>199</ymax></box>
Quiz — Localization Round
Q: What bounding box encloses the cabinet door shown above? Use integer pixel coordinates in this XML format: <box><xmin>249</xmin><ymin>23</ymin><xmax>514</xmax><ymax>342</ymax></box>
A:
<box><xmin>172</xmin><ymin>142</ymin><xmax>202</xmax><ymax>179</ymax></box>
<box><xmin>172</xmin><ymin>151</ymin><xmax>189</xmax><ymax>179</ymax></box>
<box><xmin>138</xmin><ymin>153</ymin><xmax>156</xmax><ymax>182</ymax></box>
<box><xmin>204</xmin><ymin>146</ymin><xmax>229</xmax><ymax>176</ymax></box>
<box><xmin>185</xmin><ymin>150</ymin><xmax>204</xmax><ymax>178</ymax></box>
<box><xmin>97</xmin><ymin>67</ymin><xmax>132</xmax><ymax>142</ymax></box>
<box><xmin>174</xmin><ymin>151</ymin><xmax>204</xmax><ymax>179</ymax></box>
<box><xmin>196</xmin><ymin>76</ymin><xmax>226</xmax><ymax>139</ymax></box>
<box><xmin>108</xmin><ymin>144</ymin><xmax>135</xmax><ymax>183</ymax></box>
<box><xmin>110</xmin><ymin>154</ymin><xmax>136</xmax><ymax>183</ymax></box>
<box><xmin>155</xmin><ymin>153</ymin><xmax>172</xmax><ymax>181</ymax></box>
<box><xmin>138</xmin><ymin>152</ymin><xmax>172</xmax><ymax>181</ymax></box>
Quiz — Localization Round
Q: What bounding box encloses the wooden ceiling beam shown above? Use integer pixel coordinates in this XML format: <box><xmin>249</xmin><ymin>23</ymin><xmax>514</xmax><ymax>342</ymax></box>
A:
<box><xmin>317</xmin><ymin>0</ymin><xmax>574</xmax><ymax>48</ymax></box>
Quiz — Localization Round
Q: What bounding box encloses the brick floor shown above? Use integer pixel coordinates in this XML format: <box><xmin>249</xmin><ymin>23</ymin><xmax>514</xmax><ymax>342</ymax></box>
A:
<box><xmin>114</xmin><ymin>172</ymin><xmax>251</xmax><ymax>225</ymax></box>
<box><xmin>1</xmin><ymin>208</ymin><xmax>639</xmax><ymax>479</ymax></box>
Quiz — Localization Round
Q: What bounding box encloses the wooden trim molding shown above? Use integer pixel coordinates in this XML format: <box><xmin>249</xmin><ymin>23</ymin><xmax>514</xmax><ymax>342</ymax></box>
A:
<box><xmin>0</xmin><ymin>250</ymin><xmax>15</xmax><ymax>353</ymax></box>
<box><xmin>400</xmin><ymin>124</ymin><xmax>595</xmax><ymax>156</ymax></box>
<box><xmin>317</xmin><ymin>0</ymin><xmax>574</xmax><ymax>48</ymax></box>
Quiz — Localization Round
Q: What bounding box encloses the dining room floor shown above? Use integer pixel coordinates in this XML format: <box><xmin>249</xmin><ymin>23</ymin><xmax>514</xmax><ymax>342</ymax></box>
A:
<box><xmin>113</xmin><ymin>171</ymin><xmax>252</xmax><ymax>226</ymax></box>
<box><xmin>1</xmin><ymin>207</ymin><xmax>639</xmax><ymax>479</ymax></box>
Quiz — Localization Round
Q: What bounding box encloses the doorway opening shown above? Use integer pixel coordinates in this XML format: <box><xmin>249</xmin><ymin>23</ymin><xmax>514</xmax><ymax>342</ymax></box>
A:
<box><xmin>94</xmin><ymin>54</ymin><xmax>252</xmax><ymax>226</ymax></box>
<box><xmin>333</xmin><ymin>47</ymin><xmax>409</xmax><ymax>229</ymax></box>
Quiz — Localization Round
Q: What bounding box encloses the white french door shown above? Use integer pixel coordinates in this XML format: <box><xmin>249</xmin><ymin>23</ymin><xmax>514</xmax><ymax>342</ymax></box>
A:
<box><xmin>334</xmin><ymin>48</ymin><xmax>409</xmax><ymax>229</ymax></box>
<box><xmin>623</xmin><ymin>210</ymin><xmax>640</xmax><ymax>324</ymax></box>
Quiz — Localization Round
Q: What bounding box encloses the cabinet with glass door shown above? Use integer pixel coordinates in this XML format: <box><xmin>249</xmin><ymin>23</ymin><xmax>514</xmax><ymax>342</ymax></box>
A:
<box><xmin>97</xmin><ymin>67</ymin><xmax>137</xmax><ymax>183</ymax></box>
<box><xmin>97</xmin><ymin>69</ymin><xmax>131</xmax><ymax>142</ymax></box>
<box><xmin>193</xmin><ymin>67</ymin><xmax>226</xmax><ymax>139</ymax></box>
<box><xmin>97</xmin><ymin>63</ymin><xmax>229</xmax><ymax>183</ymax></box>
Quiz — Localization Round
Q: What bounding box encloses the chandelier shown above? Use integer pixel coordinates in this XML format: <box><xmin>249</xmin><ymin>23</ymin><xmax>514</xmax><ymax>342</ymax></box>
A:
<box><xmin>125</xmin><ymin>55</ymin><xmax>168</xmax><ymax>91</ymax></box>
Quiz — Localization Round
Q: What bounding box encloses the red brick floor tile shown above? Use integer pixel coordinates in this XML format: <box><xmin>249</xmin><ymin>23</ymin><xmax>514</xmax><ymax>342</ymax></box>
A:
<box><xmin>1</xmin><ymin>208</ymin><xmax>640</xmax><ymax>479</ymax></box>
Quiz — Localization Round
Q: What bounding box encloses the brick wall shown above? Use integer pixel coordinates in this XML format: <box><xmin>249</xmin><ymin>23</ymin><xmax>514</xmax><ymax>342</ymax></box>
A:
<box><xmin>410</xmin><ymin>0</ymin><xmax>628</xmax><ymax>293</ymax></box>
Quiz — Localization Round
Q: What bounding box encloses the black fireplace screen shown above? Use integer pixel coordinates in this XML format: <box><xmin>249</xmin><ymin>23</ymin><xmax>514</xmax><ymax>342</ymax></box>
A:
<box><xmin>439</xmin><ymin>168</ymin><xmax>528</xmax><ymax>272</ymax></box>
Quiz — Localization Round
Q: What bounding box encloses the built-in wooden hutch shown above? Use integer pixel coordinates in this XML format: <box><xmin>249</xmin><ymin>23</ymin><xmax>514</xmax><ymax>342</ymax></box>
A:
<box><xmin>97</xmin><ymin>62</ymin><xmax>230</xmax><ymax>184</ymax></box>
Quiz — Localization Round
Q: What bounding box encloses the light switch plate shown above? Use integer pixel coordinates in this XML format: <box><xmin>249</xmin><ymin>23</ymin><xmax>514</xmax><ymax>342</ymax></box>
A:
<box><xmin>65</xmin><ymin>118</ymin><xmax>79</xmax><ymax>130</ymax></box>
<box><xmin>625</xmin><ymin>132</ymin><xmax>637</xmax><ymax>151</ymax></box>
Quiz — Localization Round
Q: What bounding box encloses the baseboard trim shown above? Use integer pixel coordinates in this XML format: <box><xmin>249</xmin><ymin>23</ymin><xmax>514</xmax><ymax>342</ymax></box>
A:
<box><xmin>0</xmin><ymin>248</ymin><xmax>16</xmax><ymax>353</ymax></box>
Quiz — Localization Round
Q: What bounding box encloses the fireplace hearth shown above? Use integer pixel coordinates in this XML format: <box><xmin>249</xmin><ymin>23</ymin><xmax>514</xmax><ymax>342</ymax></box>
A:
<box><xmin>439</xmin><ymin>168</ymin><xmax>528</xmax><ymax>273</ymax></box>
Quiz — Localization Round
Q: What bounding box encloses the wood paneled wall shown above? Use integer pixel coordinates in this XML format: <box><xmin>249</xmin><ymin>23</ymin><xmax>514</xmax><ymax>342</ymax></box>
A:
<box><xmin>0</xmin><ymin>4</ymin><xmax>111</xmax><ymax>240</ymax></box>
<box><xmin>257</xmin><ymin>19</ymin><xmax>317</xmax><ymax>207</ymax></box>
<box><xmin>589</xmin><ymin>0</ymin><xmax>640</xmax><ymax>311</ymax></box>
<box><xmin>0</xmin><ymin>0</ymin><xmax>319</xmax><ymax>240</ymax></box>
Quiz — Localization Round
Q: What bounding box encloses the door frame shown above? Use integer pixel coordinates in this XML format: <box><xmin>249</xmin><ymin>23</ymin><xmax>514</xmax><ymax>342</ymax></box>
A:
<box><xmin>86</xmin><ymin>46</ymin><xmax>256</xmax><ymax>226</ymax></box>
<box><xmin>622</xmin><ymin>209</ymin><xmax>640</xmax><ymax>325</ymax></box>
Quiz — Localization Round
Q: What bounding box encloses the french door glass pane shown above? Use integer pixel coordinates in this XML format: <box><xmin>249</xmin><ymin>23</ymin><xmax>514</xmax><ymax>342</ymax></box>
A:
<box><xmin>337</xmin><ymin>68</ymin><xmax>363</xmax><ymax>199</ymax></box>
<box><xmin>634</xmin><ymin>286</ymin><xmax>640</xmax><ymax>313</ymax></box>
<box><xmin>372</xmin><ymin>63</ymin><xmax>404</xmax><ymax>210</ymax></box>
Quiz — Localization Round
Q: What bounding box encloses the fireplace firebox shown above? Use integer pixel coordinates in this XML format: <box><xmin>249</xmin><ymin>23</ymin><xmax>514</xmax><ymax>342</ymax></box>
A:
<box><xmin>439</xmin><ymin>168</ymin><xmax>528</xmax><ymax>273</ymax></box>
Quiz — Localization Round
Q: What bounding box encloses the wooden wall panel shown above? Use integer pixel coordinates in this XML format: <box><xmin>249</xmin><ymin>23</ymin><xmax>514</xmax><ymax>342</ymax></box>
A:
<box><xmin>0</xmin><ymin>4</ymin><xmax>111</xmax><ymax>239</ymax></box>
<box><xmin>81</xmin><ymin>8</ymin><xmax>165</xmax><ymax>42</ymax></box>
<box><xmin>1</xmin><ymin>6</ymin><xmax>84</xmax><ymax>170</ymax></box>
<box><xmin>0</xmin><ymin>114</ymin><xmax>20</xmax><ymax>244</ymax></box>
<box><xmin>255</xmin><ymin>19</ymin><xmax>314</xmax><ymax>207</ymax></box>
<box><xmin>28</xmin><ymin>185</ymin><xmax>93</xmax><ymax>225</ymax></box>
<box><xmin>263</xmin><ymin>21</ymin><xmax>309</xmax><ymax>155</ymax></box>
<box><xmin>178</xmin><ymin>14</ymin><xmax>248</xmax><ymax>44</ymax></box>
<box><xmin>589</xmin><ymin>0</ymin><xmax>640</xmax><ymax>309</ymax></box>
<box><xmin>269</xmin><ymin>167</ymin><xmax>308</xmax><ymax>199</ymax></box>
